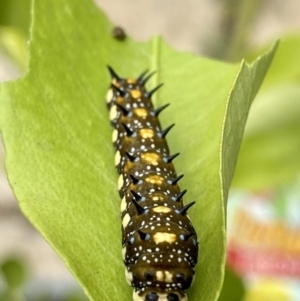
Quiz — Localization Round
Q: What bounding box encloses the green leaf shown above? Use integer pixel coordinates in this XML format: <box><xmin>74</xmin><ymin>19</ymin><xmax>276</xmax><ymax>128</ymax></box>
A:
<box><xmin>63</xmin><ymin>292</ymin><xmax>89</xmax><ymax>301</ymax></box>
<box><xmin>0</xmin><ymin>0</ymin><xmax>275</xmax><ymax>300</ymax></box>
<box><xmin>218</xmin><ymin>266</ymin><xmax>245</xmax><ymax>301</ymax></box>
<box><xmin>233</xmin><ymin>36</ymin><xmax>300</xmax><ymax>190</ymax></box>
<box><xmin>1</xmin><ymin>258</ymin><xmax>27</xmax><ymax>288</ymax></box>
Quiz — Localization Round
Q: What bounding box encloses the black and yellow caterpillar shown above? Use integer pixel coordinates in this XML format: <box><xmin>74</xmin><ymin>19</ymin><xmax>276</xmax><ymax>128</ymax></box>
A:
<box><xmin>106</xmin><ymin>66</ymin><xmax>199</xmax><ymax>301</ymax></box>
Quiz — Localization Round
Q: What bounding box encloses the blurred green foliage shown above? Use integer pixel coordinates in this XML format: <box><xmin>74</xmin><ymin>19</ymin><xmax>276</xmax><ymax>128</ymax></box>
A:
<box><xmin>0</xmin><ymin>0</ymin><xmax>30</xmax><ymax>70</ymax></box>
<box><xmin>1</xmin><ymin>258</ymin><xmax>27</xmax><ymax>288</ymax></box>
<box><xmin>0</xmin><ymin>257</ymin><xmax>88</xmax><ymax>301</ymax></box>
<box><xmin>233</xmin><ymin>36</ymin><xmax>300</xmax><ymax>190</ymax></box>
<box><xmin>0</xmin><ymin>257</ymin><xmax>26</xmax><ymax>301</ymax></box>
<box><xmin>218</xmin><ymin>266</ymin><xmax>245</xmax><ymax>301</ymax></box>
<box><xmin>0</xmin><ymin>0</ymin><xmax>31</xmax><ymax>34</ymax></box>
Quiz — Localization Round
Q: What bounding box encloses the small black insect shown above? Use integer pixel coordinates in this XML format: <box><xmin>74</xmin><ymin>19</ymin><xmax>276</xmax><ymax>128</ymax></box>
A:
<box><xmin>105</xmin><ymin>66</ymin><xmax>199</xmax><ymax>301</ymax></box>
<box><xmin>112</xmin><ymin>26</ymin><xmax>127</xmax><ymax>41</ymax></box>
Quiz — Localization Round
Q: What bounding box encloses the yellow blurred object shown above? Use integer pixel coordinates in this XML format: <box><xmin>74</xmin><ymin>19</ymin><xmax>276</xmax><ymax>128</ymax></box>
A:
<box><xmin>0</xmin><ymin>26</ymin><xmax>28</xmax><ymax>70</ymax></box>
<box><xmin>244</xmin><ymin>279</ymin><xmax>291</xmax><ymax>301</ymax></box>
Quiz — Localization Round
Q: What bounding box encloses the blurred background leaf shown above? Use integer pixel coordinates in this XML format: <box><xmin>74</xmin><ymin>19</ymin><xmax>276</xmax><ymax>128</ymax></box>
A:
<box><xmin>233</xmin><ymin>36</ymin><xmax>300</xmax><ymax>190</ymax></box>
<box><xmin>0</xmin><ymin>0</ymin><xmax>30</xmax><ymax>33</ymax></box>
<box><xmin>1</xmin><ymin>258</ymin><xmax>27</xmax><ymax>288</ymax></box>
<box><xmin>218</xmin><ymin>266</ymin><xmax>245</xmax><ymax>301</ymax></box>
<box><xmin>0</xmin><ymin>27</ymin><xmax>28</xmax><ymax>70</ymax></box>
<box><xmin>0</xmin><ymin>257</ymin><xmax>27</xmax><ymax>301</ymax></box>
<box><xmin>0</xmin><ymin>0</ymin><xmax>30</xmax><ymax>71</ymax></box>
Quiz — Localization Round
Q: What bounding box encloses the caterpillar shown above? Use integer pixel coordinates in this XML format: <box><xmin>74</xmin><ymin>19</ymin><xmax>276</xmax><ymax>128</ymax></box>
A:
<box><xmin>105</xmin><ymin>66</ymin><xmax>199</xmax><ymax>301</ymax></box>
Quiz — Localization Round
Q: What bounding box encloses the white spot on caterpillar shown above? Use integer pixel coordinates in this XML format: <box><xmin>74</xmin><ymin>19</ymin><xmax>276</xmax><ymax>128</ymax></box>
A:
<box><xmin>109</xmin><ymin>105</ymin><xmax>118</xmax><ymax>120</ymax></box>
<box><xmin>153</xmin><ymin>232</ymin><xmax>176</xmax><ymax>244</ymax></box>
<box><xmin>122</xmin><ymin>213</ymin><xmax>130</xmax><ymax>228</ymax></box>
<box><xmin>106</xmin><ymin>89</ymin><xmax>113</xmax><ymax>103</ymax></box>
<box><xmin>132</xmin><ymin>291</ymin><xmax>145</xmax><ymax>301</ymax></box>
<box><xmin>125</xmin><ymin>269</ymin><xmax>133</xmax><ymax>285</ymax></box>
<box><xmin>115</xmin><ymin>150</ymin><xmax>121</xmax><ymax>166</ymax></box>
<box><xmin>120</xmin><ymin>196</ymin><xmax>126</xmax><ymax>212</ymax></box>
<box><xmin>112</xmin><ymin>129</ymin><xmax>118</xmax><ymax>142</ymax></box>
<box><xmin>122</xmin><ymin>247</ymin><xmax>126</xmax><ymax>260</ymax></box>
<box><xmin>118</xmin><ymin>175</ymin><xmax>124</xmax><ymax>190</ymax></box>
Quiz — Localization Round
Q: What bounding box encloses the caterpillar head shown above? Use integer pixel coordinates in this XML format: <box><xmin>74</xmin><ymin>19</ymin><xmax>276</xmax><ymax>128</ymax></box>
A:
<box><xmin>133</xmin><ymin>288</ymin><xmax>188</xmax><ymax>301</ymax></box>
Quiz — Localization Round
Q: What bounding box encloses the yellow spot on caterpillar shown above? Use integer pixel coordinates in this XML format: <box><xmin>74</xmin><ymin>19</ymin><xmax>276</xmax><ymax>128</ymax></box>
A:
<box><xmin>118</xmin><ymin>175</ymin><xmax>124</xmax><ymax>190</ymax></box>
<box><xmin>109</xmin><ymin>105</ymin><xmax>118</xmax><ymax>120</ymax></box>
<box><xmin>153</xmin><ymin>232</ymin><xmax>176</xmax><ymax>244</ymax></box>
<box><xmin>106</xmin><ymin>89</ymin><xmax>113</xmax><ymax>103</ymax></box>
<box><xmin>153</xmin><ymin>206</ymin><xmax>171</xmax><ymax>213</ymax></box>
<box><xmin>116</xmin><ymin>96</ymin><xmax>123</xmax><ymax>104</ymax></box>
<box><xmin>165</xmin><ymin>271</ymin><xmax>173</xmax><ymax>282</ymax></box>
<box><xmin>115</xmin><ymin>151</ymin><xmax>121</xmax><ymax>166</ymax></box>
<box><xmin>112</xmin><ymin>79</ymin><xmax>119</xmax><ymax>86</ymax></box>
<box><xmin>152</xmin><ymin>195</ymin><xmax>164</xmax><ymax>201</ymax></box>
<box><xmin>122</xmin><ymin>247</ymin><xmax>126</xmax><ymax>260</ymax></box>
<box><xmin>134</xmin><ymin>108</ymin><xmax>148</xmax><ymax>117</ymax></box>
<box><xmin>127</xmin><ymin>78</ymin><xmax>136</xmax><ymax>84</ymax></box>
<box><xmin>139</xmin><ymin>129</ymin><xmax>154</xmax><ymax>139</ymax></box>
<box><xmin>122</xmin><ymin>213</ymin><xmax>130</xmax><ymax>228</ymax></box>
<box><xmin>130</xmin><ymin>89</ymin><xmax>142</xmax><ymax>98</ymax></box>
<box><xmin>112</xmin><ymin>129</ymin><xmax>118</xmax><ymax>143</ymax></box>
<box><xmin>155</xmin><ymin>271</ymin><xmax>173</xmax><ymax>282</ymax></box>
<box><xmin>120</xmin><ymin>196</ymin><xmax>127</xmax><ymax>212</ymax></box>
<box><xmin>146</xmin><ymin>175</ymin><xmax>164</xmax><ymax>185</ymax></box>
<box><xmin>141</xmin><ymin>153</ymin><xmax>160</xmax><ymax>166</ymax></box>
<box><xmin>124</xmin><ymin>160</ymin><xmax>134</xmax><ymax>173</ymax></box>
<box><xmin>156</xmin><ymin>271</ymin><xmax>163</xmax><ymax>281</ymax></box>
<box><xmin>125</xmin><ymin>269</ymin><xmax>133</xmax><ymax>285</ymax></box>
